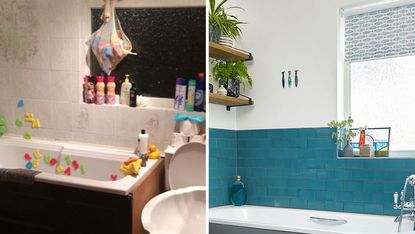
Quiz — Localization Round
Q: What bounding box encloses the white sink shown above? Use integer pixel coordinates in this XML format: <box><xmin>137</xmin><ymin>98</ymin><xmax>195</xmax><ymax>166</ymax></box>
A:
<box><xmin>142</xmin><ymin>186</ymin><xmax>206</xmax><ymax>234</ymax></box>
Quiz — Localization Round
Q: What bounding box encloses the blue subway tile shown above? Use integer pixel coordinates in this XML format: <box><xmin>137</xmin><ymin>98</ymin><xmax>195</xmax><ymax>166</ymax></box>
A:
<box><xmin>307</xmin><ymin>138</ymin><xmax>335</xmax><ymax>149</ymax></box>
<box><xmin>290</xmin><ymin>199</ymin><xmax>308</xmax><ymax>209</ymax></box>
<box><xmin>308</xmin><ymin>200</ymin><xmax>325</xmax><ymax>210</ymax></box>
<box><xmin>344</xmin><ymin>202</ymin><xmax>365</xmax><ymax>213</ymax></box>
<box><xmin>364</xmin><ymin>203</ymin><xmax>383</xmax><ymax>214</ymax></box>
<box><xmin>271</xmin><ymin>138</ymin><xmax>307</xmax><ymax>149</ymax></box>
<box><xmin>344</xmin><ymin>181</ymin><xmax>363</xmax><ymax>191</ymax></box>
<box><xmin>325</xmin><ymin>201</ymin><xmax>344</xmax><ymax>211</ymax></box>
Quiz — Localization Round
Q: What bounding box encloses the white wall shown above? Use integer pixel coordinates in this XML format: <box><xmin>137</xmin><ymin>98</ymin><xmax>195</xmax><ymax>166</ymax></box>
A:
<box><xmin>0</xmin><ymin>0</ymin><xmax>204</xmax><ymax>150</ymax></box>
<box><xmin>210</xmin><ymin>0</ymin><xmax>380</xmax><ymax>130</ymax></box>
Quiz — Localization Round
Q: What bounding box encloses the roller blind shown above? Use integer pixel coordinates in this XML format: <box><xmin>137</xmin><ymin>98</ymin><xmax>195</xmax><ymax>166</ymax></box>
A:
<box><xmin>345</xmin><ymin>4</ymin><xmax>415</xmax><ymax>62</ymax></box>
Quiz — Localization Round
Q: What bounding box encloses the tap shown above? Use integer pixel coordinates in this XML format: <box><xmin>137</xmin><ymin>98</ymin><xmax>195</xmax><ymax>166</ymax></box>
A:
<box><xmin>394</xmin><ymin>175</ymin><xmax>415</xmax><ymax>232</ymax></box>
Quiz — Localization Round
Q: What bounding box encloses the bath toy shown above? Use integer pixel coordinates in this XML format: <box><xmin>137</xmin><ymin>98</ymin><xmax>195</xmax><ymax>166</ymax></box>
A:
<box><xmin>49</xmin><ymin>158</ymin><xmax>57</xmax><ymax>166</ymax></box>
<box><xmin>17</xmin><ymin>100</ymin><xmax>24</xmax><ymax>108</ymax></box>
<box><xmin>25</xmin><ymin>161</ymin><xmax>33</xmax><ymax>169</ymax></box>
<box><xmin>80</xmin><ymin>164</ymin><xmax>86</xmax><ymax>174</ymax></box>
<box><xmin>31</xmin><ymin>119</ymin><xmax>41</xmax><ymax>128</ymax></box>
<box><xmin>64</xmin><ymin>155</ymin><xmax>72</xmax><ymax>165</ymax></box>
<box><xmin>0</xmin><ymin>117</ymin><xmax>6</xmax><ymax>126</ymax></box>
<box><xmin>23</xmin><ymin>132</ymin><xmax>32</xmax><ymax>140</ymax></box>
<box><xmin>56</xmin><ymin>165</ymin><xmax>65</xmax><ymax>173</ymax></box>
<box><xmin>24</xmin><ymin>153</ymin><xmax>32</xmax><ymax>161</ymax></box>
<box><xmin>33</xmin><ymin>160</ymin><xmax>39</xmax><ymax>169</ymax></box>
<box><xmin>33</xmin><ymin>150</ymin><xmax>41</xmax><ymax>160</ymax></box>
<box><xmin>148</xmin><ymin>144</ymin><xmax>161</xmax><ymax>160</ymax></box>
<box><xmin>43</xmin><ymin>154</ymin><xmax>51</xmax><ymax>165</ymax></box>
<box><xmin>72</xmin><ymin>160</ymin><xmax>79</xmax><ymax>170</ymax></box>
<box><xmin>64</xmin><ymin>167</ymin><xmax>71</xmax><ymax>176</ymax></box>
<box><xmin>0</xmin><ymin>126</ymin><xmax>6</xmax><ymax>136</ymax></box>
<box><xmin>119</xmin><ymin>157</ymin><xmax>142</xmax><ymax>176</ymax></box>
<box><xmin>110</xmin><ymin>174</ymin><xmax>118</xmax><ymax>181</ymax></box>
<box><xmin>24</xmin><ymin>113</ymin><xmax>34</xmax><ymax>122</ymax></box>
<box><xmin>15</xmin><ymin>119</ymin><xmax>23</xmax><ymax>127</ymax></box>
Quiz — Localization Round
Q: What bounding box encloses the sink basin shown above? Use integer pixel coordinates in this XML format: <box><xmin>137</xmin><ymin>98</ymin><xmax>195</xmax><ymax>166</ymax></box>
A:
<box><xmin>142</xmin><ymin>186</ymin><xmax>205</xmax><ymax>234</ymax></box>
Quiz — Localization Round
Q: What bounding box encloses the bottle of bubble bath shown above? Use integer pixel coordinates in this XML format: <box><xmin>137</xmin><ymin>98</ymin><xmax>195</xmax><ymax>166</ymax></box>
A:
<box><xmin>230</xmin><ymin>176</ymin><xmax>247</xmax><ymax>206</ymax></box>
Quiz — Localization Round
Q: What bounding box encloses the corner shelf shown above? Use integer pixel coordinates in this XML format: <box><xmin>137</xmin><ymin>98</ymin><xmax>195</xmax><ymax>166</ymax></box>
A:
<box><xmin>209</xmin><ymin>93</ymin><xmax>254</xmax><ymax>111</ymax></box>
<box><xmin>209</xmin><ymin>42</ymin><xmax>253</xmax><ymax>61</ymax></box>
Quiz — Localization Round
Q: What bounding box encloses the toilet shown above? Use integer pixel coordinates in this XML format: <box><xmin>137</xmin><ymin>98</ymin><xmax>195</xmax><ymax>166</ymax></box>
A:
<box><xmin>142</xmin><ymin>142</ymin><xmax>206</xmax><ymax>234</ymax></box>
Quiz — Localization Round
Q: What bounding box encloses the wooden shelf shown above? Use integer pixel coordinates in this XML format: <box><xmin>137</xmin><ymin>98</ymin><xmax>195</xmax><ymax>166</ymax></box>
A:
<box><xmin>209</xmin><ymin>42</ymin><xmax>253</xmax><ymax>61</ymax></box>
<box><xmin>209</xmin><ymin>93</ymin><xmax>254</xmax><ymax>111</ymax></box>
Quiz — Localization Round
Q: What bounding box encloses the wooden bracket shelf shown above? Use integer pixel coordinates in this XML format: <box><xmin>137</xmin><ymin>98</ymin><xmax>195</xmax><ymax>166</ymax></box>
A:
<box><xmin>209</xmin><ymin>93</ymin><xmax>254</xmax><ymax>111</ymax></box>
<box><xmin>209</xmin><ymin>42</ymin><xmax>253</xmax><ymax>61</ymax></box>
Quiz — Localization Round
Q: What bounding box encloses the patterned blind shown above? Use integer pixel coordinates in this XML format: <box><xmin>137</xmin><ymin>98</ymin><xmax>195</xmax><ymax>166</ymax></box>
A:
<box><xmin>345</xmin><ymin>4</ymin><xmax>415</xmax><ymax>62</ymax></box>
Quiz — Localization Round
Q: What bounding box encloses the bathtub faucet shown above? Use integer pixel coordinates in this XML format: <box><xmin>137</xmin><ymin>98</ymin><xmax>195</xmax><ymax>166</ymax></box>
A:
<box><xmin>394</xmin><ymin>174</ymin><xmax>415</xmax><ymax>232</ymax></box>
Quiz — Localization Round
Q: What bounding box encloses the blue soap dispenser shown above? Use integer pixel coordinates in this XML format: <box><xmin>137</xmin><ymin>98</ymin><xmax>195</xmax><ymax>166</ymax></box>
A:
<box><xmin>231</xmin><ymin>176</ymin><xmax>247</xmax><ymax>206</ymax></box>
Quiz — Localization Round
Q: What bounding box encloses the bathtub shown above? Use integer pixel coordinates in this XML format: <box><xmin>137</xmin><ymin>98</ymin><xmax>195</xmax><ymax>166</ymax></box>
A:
<box><xmin>209</xmin><ymin>205</ymin><xmax>415</xmax><ymax>234</ymax></box>
<box><xmin>0</xmin><ymin>136</ymin><xmax>159</xmax><ymax>195</ymax></box>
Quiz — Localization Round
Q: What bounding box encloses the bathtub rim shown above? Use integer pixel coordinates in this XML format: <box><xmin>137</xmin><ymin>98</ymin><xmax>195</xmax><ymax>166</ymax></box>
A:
<box><xmin>209</xmin><ymin>205</ymin><xmax>414</xmax><ymax>234</ymax></box>
<box><xmin>0</xmin><ymin>136</ymin><xmax>163</xmax><ymax>195</ymax></box>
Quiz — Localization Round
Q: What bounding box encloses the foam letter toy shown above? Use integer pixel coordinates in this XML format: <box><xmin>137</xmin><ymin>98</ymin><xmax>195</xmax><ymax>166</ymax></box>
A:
<box><xmin>33</xmin><ymin>160</ymin><xmax>39</xmax><ymax>169</ymax></box>
<box><xmin>31</xmin><ymin>119</ymin><xmax>41</xmax><ymax>129</ymax></box>
<box><xmin>64</xmin><ymin>167</ymin><xmax>71</xmax><ymax>176</ymax></box>
<box><xmin>23</xmin><ymin>132</ymin><xmax>32</xmax><ymax>140</ymax></box>
<box><xmin>25</xmin><ymin>161</ymin><xmax>33</xmax><ymax>169</ymax></box>
<box><xmin>72</xmin><ymin>160</ymin><xmax>79</xmax><ymax>170</ymax></box>
<box><xmin>56</xmin><ymin>165</ymin><xmax>65</xmax><ymax>173</ymax></box>
<box><xmin>80</xmin><ymin>164</ymin><xmax>86</xmax><ymax>175</ymax></box>
<box><xmin>24</xmin><ymin>113</ymin><xmax>34</xmax><ymax>122</ymax></box>
<box><xmin>43</xmin><ymin>154</ymin><xmax>51</xmax><ymax>165</ymax></box>
<box><xmin>111</xmin><ymin>174</ymin><xmax>118</xmax><ymax>181</ymax></box>
<box><xmin>64</xmin><ymin>155</ymin><xmax>72</xmax><ymax>165</ymax></box>
<box><xmin>49</xmin><ymin>158</ymin><xmax>57</xmax><ymax>166</ymax></box>
<box><xmin>17</xmin><ymin>100</ymin><xmax>24</xmax><ymax>108</ymax></box>
<box><xmin>24</xmin><ymin>153</ymin><xmax>32</xmax><ymax>161</ymax></box>
<box><xmin>15</xmin><ymin>119</ymin><xmax>23</xmax><ymax>127</ymax></box>
<box><xmin>33</xmin><ymin>150</ymin><xmax>41</xmax><ymax>160</ymax></box>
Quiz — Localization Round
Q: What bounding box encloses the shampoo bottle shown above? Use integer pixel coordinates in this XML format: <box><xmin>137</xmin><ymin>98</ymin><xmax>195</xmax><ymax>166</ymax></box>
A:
<box><xmin>175</xmin><ymin>78</ymin><xmax>187</xmax><ymax>111</ymax></box>
<box><xmin>194</xmin><ymin>73</ymin><xmax>205</xmax><ymax>112</ymax></box>
<box><xmin>106</xmin><ymin>76</ymin><xmax>116</xmax><ymax>104</ymax></box>
<box><xmin>230</xmin><ymin>176</ymin><xmax>247</xmax><ymax>206</ymax></box>
<box><xmin>121</xmin><ymin>74</ymin><xmax>132</xmax><ymax>105</ymax></box>
<box><xmin>185</xmin><ymin>80</ymin><xmax>196</xmax><ymax>112</ymax></box>
<box><xmin>129</xmin><ymin>84</ymin><xmax>137</xmax><ymax>107</ymax></box>
<box><xmin>95</xmin><ymin>76</ymin><xmax>106</xmax><ymax>105</ymax></box>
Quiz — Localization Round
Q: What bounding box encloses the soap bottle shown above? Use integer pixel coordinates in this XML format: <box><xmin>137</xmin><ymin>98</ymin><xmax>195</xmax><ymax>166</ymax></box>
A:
<box><xmin>129</xmin><ymin>84</ymin><xmax>137</xmax><ymax>107</ymax></box>
<box><xmin>120</xmin><ymin>74</ymin><xmax>132</xmax><ymax>105</ymax></box>
<box><xmin>138</xmin><ymin>129</ymin><xmax>149</xmax><ymax>167</ymax></box>
<box><xmin>185</xmin><ymin>80</ymin><xmax>196</xmax><ymax>112</ymax></box>
<box><xmin>106</xmin><ymin>76</ymin><xmax>116</xmax><ymax>104</ymax></box>
<box><xmin>230</xmin><ymin>176</ymin><xmax>247</xmax><ymax>206</ymax></box>
<box><xmin>95</xmin><ymin>76</ymin><xmax>106</xmax><ymax>105</ymax></box>
<box><xmin>194</xmin><ymin>73</ymin><xmax>205</xmax><ymax>112</ymax></box>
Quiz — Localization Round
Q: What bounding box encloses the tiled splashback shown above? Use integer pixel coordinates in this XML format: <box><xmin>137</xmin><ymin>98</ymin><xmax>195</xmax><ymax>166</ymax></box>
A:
<box><xmin>209</xmin><ymin>129</ymin><xmax>237</xmax><ymax>207</ymax></box>
<box><xmin>0</xmin><ymin>0</ymin><xmax>203</xmax><ymax>150</ymax></box>
<box><xmin>211</xmin><ymin>127</ymin><xmax>415</xmax><ymax>216</ymax></box>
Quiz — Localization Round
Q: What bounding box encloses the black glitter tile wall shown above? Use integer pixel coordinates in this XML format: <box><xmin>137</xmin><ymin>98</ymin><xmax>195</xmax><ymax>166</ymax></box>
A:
<box><xmin>90</xmin><ymin>7</ymin><xmax>206</xmax><ymax>98</ymax></box>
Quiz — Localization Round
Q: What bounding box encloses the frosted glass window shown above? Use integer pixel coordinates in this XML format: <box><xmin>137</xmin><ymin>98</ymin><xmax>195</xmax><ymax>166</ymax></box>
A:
<box><xmin>350</xmin><ymin>55</ymin><xmax>415</xmax><ymax>151</ymax></box>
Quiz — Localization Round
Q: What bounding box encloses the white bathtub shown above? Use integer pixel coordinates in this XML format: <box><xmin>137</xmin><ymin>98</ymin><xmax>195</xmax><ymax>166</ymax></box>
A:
<box><xmin>0</xmin><ymin>136</ymin><xmax>160</xmax><ymax>195</ymax></box>
<box><xmin>209</xmin><ymin>205</ymin><xmax>415</xmax><ymax>234</ymax></box>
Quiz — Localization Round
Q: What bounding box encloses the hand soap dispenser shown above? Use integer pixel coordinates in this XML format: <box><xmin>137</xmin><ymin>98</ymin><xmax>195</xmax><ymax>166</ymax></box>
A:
<box><xmin>231</xmin><ymin>176</ymin><xmax>247</xmax><ymax>206</ymax></box>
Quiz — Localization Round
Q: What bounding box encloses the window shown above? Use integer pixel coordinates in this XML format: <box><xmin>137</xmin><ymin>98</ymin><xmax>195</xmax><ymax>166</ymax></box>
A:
<box><xmin>344</xmin><ymin>3</ymin><xmax>415</xmax><ymax>152</ymax></box>
<box><xmin>90</xmin><ymin>7</ymin><xmax>205</xmax><ymax>98</ymax></box>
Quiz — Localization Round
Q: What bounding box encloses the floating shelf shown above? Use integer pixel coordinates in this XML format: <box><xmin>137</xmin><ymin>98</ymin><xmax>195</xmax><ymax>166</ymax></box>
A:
<box><xmin>209</xmin><ymin>93</ymin><xmax>254</xmax><ymax>111</ymax></box>
<box><xmin>209</xmin><ymin>42</ymin><xmax>253</xmax><ymax>61</ymax></box>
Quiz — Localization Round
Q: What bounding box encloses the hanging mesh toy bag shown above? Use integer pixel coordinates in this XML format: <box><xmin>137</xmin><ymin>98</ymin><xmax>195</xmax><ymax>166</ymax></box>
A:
<box><xmin>87</xmin><ymin>0</ymin><xmax>136</xmax><ymax>75</ymax></box>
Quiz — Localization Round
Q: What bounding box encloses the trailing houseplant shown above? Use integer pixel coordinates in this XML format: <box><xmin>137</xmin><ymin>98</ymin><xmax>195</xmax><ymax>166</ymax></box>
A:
<box><xmin>209</xmin><ymin>0</ymin><xmax>245</xmax><ymax>43</ymax></box>
<box><xmin>327</xmin><ymin>116</ymin><xmax>357</xmax><ymax>157</ymax></box>
<box><xmin>212</xmin><ymin>60</ymin><xmax>252</xmax><ymax>97</ymax></box>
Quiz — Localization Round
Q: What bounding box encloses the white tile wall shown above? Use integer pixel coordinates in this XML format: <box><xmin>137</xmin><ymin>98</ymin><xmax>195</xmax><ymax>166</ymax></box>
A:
<box><xmin>0</xmin><ymin>0</ymin><xmax>205</xmax><ymax>151</ymax></box>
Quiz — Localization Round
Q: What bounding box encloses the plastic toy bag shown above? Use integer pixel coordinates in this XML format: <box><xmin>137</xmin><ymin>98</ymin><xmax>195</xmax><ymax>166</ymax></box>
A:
<box><xmin>87</xmin><ymin>0</ymin><xmax>136</xmax><ymax>75</ymax></box>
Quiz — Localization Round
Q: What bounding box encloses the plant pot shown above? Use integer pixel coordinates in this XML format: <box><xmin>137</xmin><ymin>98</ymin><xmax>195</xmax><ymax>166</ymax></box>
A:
<box><xmin>226</xmin><ymin>78</ymin><xmax>240</xmax><ymax>97</ymax></box>
<box><xmin>219</xmin><ymin>35</ymin><xmax>234</xmax><ymax>48</ymax></box>
<box><xmin>343</xmin><ymin>141</ymin><xmax>354</xmax><ymax>157</ymax></box>
<box><xmin>209</xmin><ymin>25</ymin><xmax>221</xmax><ymax>43</ymax></box>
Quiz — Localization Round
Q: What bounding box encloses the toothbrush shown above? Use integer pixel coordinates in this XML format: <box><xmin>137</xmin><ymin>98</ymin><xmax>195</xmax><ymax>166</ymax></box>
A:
<box><xmin>282</xmin><ymin>71</ymin><xmax>285</xmax><ymax>88</ymax></box>
<box><xmin>288</xmin><ymin>71</ymin><xmax>292</xmax><ymax>88</ymax></box>
<box><xmin>295</xmin><ymin>70</ymin><xmax>299</xmax><ymax>87</ymax></box>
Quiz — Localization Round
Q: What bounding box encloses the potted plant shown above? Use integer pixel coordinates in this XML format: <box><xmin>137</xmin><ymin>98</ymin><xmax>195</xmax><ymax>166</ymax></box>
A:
<box><xmin>327</xmin><ymin>116</ymin><xmax>357</xmax><ymax>157</ymax></box>
<box><xmin>209</xmin><ymin>0</ymin><xmax>245</xmax><ymax>46</ymax></box>
<box><xmin>212</xmin><ymin>60</ymin><xmax>252</xmax><ymax>97</ymax></box>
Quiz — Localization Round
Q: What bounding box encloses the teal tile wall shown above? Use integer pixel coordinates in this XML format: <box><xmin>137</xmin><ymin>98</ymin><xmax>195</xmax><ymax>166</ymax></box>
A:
<box><xmin>237</xmin><ymin>128</ymin><xmax>415</xmax><ymax>215</ymax></box>
<box><xmin>209</xmin><ymin>127</ymin><xmax>415</xmax><ymax>215</ymax></box>
<box><xmin>209</xmin><ymin>128</ymin><xmax>237</xmax><ymax>207</ymax></box>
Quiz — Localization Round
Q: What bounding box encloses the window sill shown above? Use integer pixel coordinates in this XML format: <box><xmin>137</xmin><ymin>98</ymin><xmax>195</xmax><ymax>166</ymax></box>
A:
<box><xmin>337</xmin><ymin>151</ymin><xmax>415</xmax><ymax>159</ymax></box>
